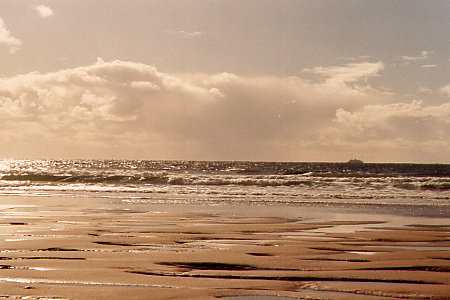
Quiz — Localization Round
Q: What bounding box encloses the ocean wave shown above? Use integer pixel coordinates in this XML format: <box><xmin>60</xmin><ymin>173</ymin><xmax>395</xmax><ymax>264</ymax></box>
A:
<box><xmin>0</xmin><ymin>172</ymin><xmax>320</xmax><ymax>187</ymax></box>
<box><xmin>420</xmin><ymin>183</ymin><xmax>450</xmax><ymax>190</ymax></box>
<box><xmin>392</xmin><ymin>181</ymin><xmax>450</xmax><ymax>191</ymax></box>
<box><xmin>0</xmin><ymin>160</ymin><xmax>448</xmax><ymax>205</ymax></box>
<box><xmin>1</xmin><ymin>172</ymin><xmax>449</xmax><ymax>190</ymax></box>
<box><xmin>1</xmin><ymin>184</ymin><xmax>448</xmax><ymax>202</ymax></box>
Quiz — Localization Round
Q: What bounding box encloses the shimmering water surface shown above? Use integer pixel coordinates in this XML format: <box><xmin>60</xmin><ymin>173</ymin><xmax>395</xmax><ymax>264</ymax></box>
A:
<box><xmin>0</xmin><ymin>160</ymin><xmax>448</xmax><ymax>210</ymax></box>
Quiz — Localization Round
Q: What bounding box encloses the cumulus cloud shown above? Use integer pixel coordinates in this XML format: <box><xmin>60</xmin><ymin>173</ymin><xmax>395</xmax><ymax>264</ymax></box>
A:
<box><xmin>328</xmin><ymin>101</ymin><xmax>450</xmax><ymax>142</ymax></box>
<box><xmin>303</xmin><ymin>62</ymin><xmax>384</xmax><ymax>94</ymax></box>
<box><xmin>33</xmin><ymin>5</ymin><xmax>54</xmax><ymax>18</ymax></box>
<box><xmin>0</xmin><ymin>17</ymin><xmax>21</xmax><ymax>54</ymax></box>
<box><xmin>441</xmin><ymin>84</ymin><xmax>450</xmax><ymax>97</ymax></box>
<box><xmin>0</xmin><ymin>60</ymin><xmax>448</xmax><ymax>162</ymax></box>
<box><xmin>323</xmin><ymin>100</ymin><xmax>450</xmax><ymax>162</ymax></box>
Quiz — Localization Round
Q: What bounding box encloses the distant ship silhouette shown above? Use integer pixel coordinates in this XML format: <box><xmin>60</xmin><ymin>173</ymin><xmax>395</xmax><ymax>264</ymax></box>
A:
<box><xmin>347</xmin><ymin>159</ymin><xmax>364</xmax><ymax>164</ymax></box>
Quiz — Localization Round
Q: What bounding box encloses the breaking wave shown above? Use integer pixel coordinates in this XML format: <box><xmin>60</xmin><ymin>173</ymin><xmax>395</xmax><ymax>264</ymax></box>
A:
<box><xmin>0</xmin><ymin>160</ymin><xmax>448</xmax><ymax>204</ymax></box>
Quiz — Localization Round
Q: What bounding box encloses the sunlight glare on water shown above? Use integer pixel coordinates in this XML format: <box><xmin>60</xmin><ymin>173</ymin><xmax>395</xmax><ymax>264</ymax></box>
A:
<box><xmin>0</xmin><ymin>160</ymin><xmax>447</xmax><ymax>214</ymax></box>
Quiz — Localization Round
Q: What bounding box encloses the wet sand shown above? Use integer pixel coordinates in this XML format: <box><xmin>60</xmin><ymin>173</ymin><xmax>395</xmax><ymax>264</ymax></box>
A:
<box><xmin>0</xmin><ymin>195</ymin><xmax>449</xmax><ymax>299</ymax></box>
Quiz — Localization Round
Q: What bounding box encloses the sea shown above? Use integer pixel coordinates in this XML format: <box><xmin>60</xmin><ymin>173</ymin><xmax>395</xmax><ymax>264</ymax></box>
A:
<box><xmin>0</xmin><ymin>160</ymin><xmax>448</xmax><ymax>216</ymax></box>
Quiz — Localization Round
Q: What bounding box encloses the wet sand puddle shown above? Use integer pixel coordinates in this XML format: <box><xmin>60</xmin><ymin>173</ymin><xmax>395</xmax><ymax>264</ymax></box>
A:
<box><xmin>222</xmin><ymin>296</ymin><xmax>299</xmax><ymax>300</ymax></box>
<box><xmin>369</xmin><ymin>245</ymin><xmax>450</xmax><ymax>251</ymax></box>
<box><xmin>0</xmin><ymin>277</ymin><xmax>177</xmax><ymax>289</ymax></box>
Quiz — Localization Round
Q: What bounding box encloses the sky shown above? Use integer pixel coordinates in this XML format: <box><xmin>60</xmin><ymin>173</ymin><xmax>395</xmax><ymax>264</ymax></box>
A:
<box><xmin>0</xmin><ymin>0</ymin><xmax>449</xmax><ymax>163</ymax></box>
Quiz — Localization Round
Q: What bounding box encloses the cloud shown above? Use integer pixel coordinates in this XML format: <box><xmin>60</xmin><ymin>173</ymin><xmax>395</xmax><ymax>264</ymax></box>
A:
<box><xmin>421</xmin><ymin>64</ymin><xmax>437</xmax><ymax>68</ymax></box>
<box><xmin>0</xmin><ymin>60</ymin><xmax>448</xmax><ymax>162</ymax></box>
<box><xmin>303</xmin><ymin>62</ymin><xmax>384</xmax><ymax>94</ymax></box>
<box><xmin>341</xmin><ymin>55</ymin><xmax>372</xmax><ymax>61</ymax></box>
<box><xmin>400</xmin><ymin>50</ymin><xmax>431</xmax><ymax>65</ymax></box>
<box><xmin>441</xmin><ymin>84</ymin><xmax>450</xmax><ymax>97</ymax></box>
<box><xmin>401</xmin><ymin>50</ymin><xmax>430</xmax><ymax>62</ymax></box>
<box><xmin>319</xmin><ymin>100</ymin><xmax>450</xmax><ymax>162</ymax></box>
<box><xmin>327</xmin><ymin>100</ymin><xmax>449</xmax><ymax>142</ymax></box>
<box><xmin>0</xmin><ymin>17</ymin><xmax>21</xmax><ymax>54</ymax></box>
<box><xmin>165</xmin><ymin>30</ymin><xmax>202</xmax><ymax>38</ymax></box>
<box><xmin>33</xmin><ymin>5</ymin><xmax>54</xmax><ymax>18</ymax></box>
<box><xmin>419</xmin><ymin>87</ymin><xmax>433</xmax><ymax>95</ymax></box>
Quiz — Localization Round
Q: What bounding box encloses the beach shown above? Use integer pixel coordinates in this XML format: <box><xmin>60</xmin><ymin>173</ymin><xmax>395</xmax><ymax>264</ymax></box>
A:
<box><xmin>0</xmin><ymin>194</ymin><xmax>449</xmax><ymax>299</ymax></box>
<box><xmin>2</xmin><ymin>0</ymin><xmax>450</xmax><ymax>298</ymax></box>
